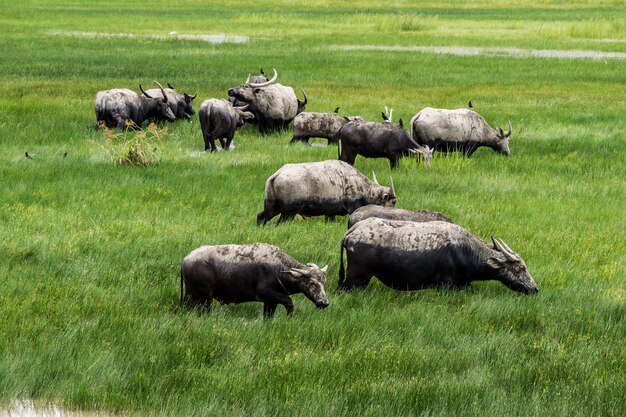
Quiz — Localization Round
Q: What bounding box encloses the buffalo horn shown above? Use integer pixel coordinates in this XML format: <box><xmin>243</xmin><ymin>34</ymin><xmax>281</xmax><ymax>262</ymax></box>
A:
<box><xmin>167</xmin><ymin>83</ymin><xmax>175</xmax><ymax>90</ymax></box>
<box><xmin>372</xmin><ymin>171</ymin><xmax>379</xmax><ymax>185</ymax></box>
<box><xmin>235</xmin><ymin>103</ymin><xmax>249</xmax><ymax>111</ymax></box>
<box><xmin>300</xmin><ymin>88</ymin><xmax>308</xmax><ymax>105</ymax></box>
<box><xmin>249</xmin><ymin>68</ymin><xmax>277</xmax><ymax>87</ymax></box>
<box><xmin>492</xmin><ymin>237</ymin><xmax>517</xmax><ymax>261</ymax></box>
<box><xmin>139</xmin><ymin>84</ymin><xmax>152</xmax><ymax>98</ymax></box>
<box><xmin>389</xmin><ymin>176</ymin><xmax>395</xmax><ymax>198</ymax></box>
<box><xmin>506</xmin><ymin>120</ymin><xmax>512</xmax><ymax>137</ymax></box>
<box><xmin>154</xmin><ymin>81</ymin><xmax>168</xmax><ymax>103</ymax></box>
<box><xmin>245</xmin><ymin>73</ymin><xmax>251</xmax><ymax>84</ymax></box>
<box><xmin>320</xmin><ymin>265</ymin><xmax>328</xmax><ymax>272</ymax></box>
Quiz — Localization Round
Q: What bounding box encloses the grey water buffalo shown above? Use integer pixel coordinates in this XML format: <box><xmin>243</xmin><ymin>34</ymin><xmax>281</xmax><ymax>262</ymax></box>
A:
<box><xmin>410</xmin><ymin>107</ymin><xmax>512</xmax><ymax>156</ymax></box>
<box><xmin>227</xmin><ymin>68</ymin><xmax>308</xmax><ymax>134</ymax></box>
<box><xmin>95</xmin><ymin>82</ymin><xmax>176</xmax><ymax>129</ymax></box>
<box><xmin>338</xmin><ymin>119</ymin><xmax>433</xmax><ymax>169</ymax></box>
<box><xmin>142</xmin><ymin>83</ymin><xmax>197</xmax><ymax>120</ymax></box>
<box><xmin>180</xmin><ymin>243</ymin><xmax>329</xmax><ymax>317</ymax></box>
<box><xmin>290</xmin><ymin>110</ymin><xmax>364</xmax><ymax>144</ymax></box>
<box><xmin>338</xmin><ymin>218</ymin><xmax>539</xmax><ymax>294</ymax></box>
<box><xmin>199</xmin><ymin>99</ymin><xmax>254</xmax><ymax>152</ymax></box>
<box><xmin>257</xmin><ymin>160</ymin><xmax>396</xmax><ymax>225</ymax></box>
<box><xmin>347</xmin><ymin>205</ymin><xmax>453</xmax><ymax>229</ymax></box>
<box><xmin>229</xmin><ymin>69</ymin><xmax>268</xmax><ymax>109</ymax></box>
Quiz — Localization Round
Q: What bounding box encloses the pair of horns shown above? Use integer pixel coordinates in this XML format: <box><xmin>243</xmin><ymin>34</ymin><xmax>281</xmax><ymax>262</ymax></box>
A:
<box><xmin>284</xmin><ymin>264</ymin><xmax>329</xmax><ymax>276</ymax></box>
<box><xmin>499</xmin><ymin>120</ymin><xmax>512</xmax><ymax>138</ymax></box>
<box><xmin>140</xmin><ymin>81</ymin><xmax>168</xmax><ymax>103</ymax></box>
<box><xmin>371</xmin><ymin>172</ymin><xmax>395</xmax><ymax>197</ymax></box>
<box><xmin>248</xmin><ymin>68</ymin><xmax>278</xmax><ymax>87</ymax></box>
<box><xmin>491</xmin><ymin>236</ymin><xmax>519</xmax><ymax>261</ymax></box>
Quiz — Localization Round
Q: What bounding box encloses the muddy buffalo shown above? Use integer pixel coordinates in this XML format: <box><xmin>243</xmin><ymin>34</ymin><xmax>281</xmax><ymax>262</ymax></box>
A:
<box><xmin>347</xmin><ymin>205</ymin><xmax>453</xmax><ymax>229</ymax></box>
<box><xmin>199</xmin><ymin>99</ymin><xmax>254</xmax><ymax>152</ymax></box>
<box><xmin>143</xmin><ymin>83</ymin><xmax>196</xmax><ymax>120</ymax></box>
<box><xmin>339</xmin><ymin>218</ymin><xmax>539</xmax><ymax>294</ymax></box>
<box><xmin>227</xmin><ymin>68</ymin><xmax>307</xmax><ymax>134</ymax></box>
<box><xmin>410</xmin><ymin>107</ymin><xmax>512</xmax><ymax>156</ymax></box>
<box><xmin>257</xmin><ymin>160</ymin><xmax>396</xmax><ymax>225</ymax></box>
<box><xmin>180</xmin><ymin>243</ymin><xmax>329</xmax><ymax>317</ymax></box>
<box><xmin>95</xmin><ymin>82</ymin><xmax>176</xmax><ymax>129</ymax></box>
<box><xmin>291</xmin><ymin>110</ymin><xmax>363</xmax><ymax>144</ymax></box>
<box><xmin>339</xmin><ymin>119</ymin><xmax>433</xmax><ymax>169</ymax></box>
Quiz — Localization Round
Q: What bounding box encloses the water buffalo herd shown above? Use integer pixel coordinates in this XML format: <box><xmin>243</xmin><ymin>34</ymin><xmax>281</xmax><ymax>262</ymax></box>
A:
<box><xmin>95</xmin><ymin>68</ymin><xmax>538</xmax><ymax>317</ymax></box>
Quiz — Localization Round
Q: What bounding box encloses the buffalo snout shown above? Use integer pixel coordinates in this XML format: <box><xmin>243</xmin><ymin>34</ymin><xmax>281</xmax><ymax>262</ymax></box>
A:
<box><xmin>315</xmin><ymin>299</ymin><xmax>330</xmax><ymax>309</ymax></box>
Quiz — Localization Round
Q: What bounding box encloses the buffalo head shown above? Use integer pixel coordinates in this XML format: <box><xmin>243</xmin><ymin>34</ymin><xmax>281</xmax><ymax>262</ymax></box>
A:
<box><xmin>488</xmin><ymin>237</ymin><xmax>538</xmax><ymax>294</ymax></box>
<box><xmin>284</xmin><ymin>263</ymin><xmax>330</xmax><ymax>309</ymax></box>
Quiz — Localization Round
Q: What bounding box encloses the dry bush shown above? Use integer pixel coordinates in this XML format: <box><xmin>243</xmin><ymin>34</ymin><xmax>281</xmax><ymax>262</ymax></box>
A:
<box><xmin>96</xmin><ymin>122</ymin><xmax>168</xmax><ymax>166</ymax></box>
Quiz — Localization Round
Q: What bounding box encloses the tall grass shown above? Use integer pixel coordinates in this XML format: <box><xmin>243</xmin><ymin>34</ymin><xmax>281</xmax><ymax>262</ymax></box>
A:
<box><xmin>0</xmin><ymin>1</ymin><xmax>625</xmax><ymax>416</ymax></box>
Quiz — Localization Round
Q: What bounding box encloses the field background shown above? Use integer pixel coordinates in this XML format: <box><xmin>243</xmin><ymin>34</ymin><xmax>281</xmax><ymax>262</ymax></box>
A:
<box><xmin>0</xmin><ymin>1</ymin><xmax>624</xmax><ymax>416</ymax></box>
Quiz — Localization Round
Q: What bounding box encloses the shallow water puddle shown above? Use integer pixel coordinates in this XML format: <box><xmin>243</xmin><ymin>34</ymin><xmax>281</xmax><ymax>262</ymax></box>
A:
<box><xmin>333</xmin><ymin>44</ymin><xmax>626</xmax><ymax>60</ymax></box>
<box><xmin>47</xmin><ymin>30</ymin><xmax>249</xmax><ymax>44</ymax></box>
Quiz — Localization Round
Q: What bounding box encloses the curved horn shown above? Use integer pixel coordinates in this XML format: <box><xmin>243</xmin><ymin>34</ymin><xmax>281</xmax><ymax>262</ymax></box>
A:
<box><xmin>185</xmin><ymin>93</ymin><xmax>197</xmax><ymax>102</ymax></box>
<box><xmin>154</xmin><ymin>81</ymin><xmax>168</xmax><ymax>103</ymax></box>
<box><xmin>372</xmin><ymin>171</ymin><xmax>379</xmax><ymax>185</ymax></box>
<box><xmin>249</xmin><ymin>68</ymin><xmax>277</xmax><ymax>87</ymax></box>
<box><xmin>493</xmin><ymin>237</ymin><xmax>518</xmax><ymax>261</ymax></box>
<box><xmin>167</xmin><ymin>83</ymin><xmax>175</xmax><ymax>90</ymax></box>
<box><xmin>320</xmin><ymin>265</ymin><xmax>328</xmax><ymax>273</ymax></box>
<box><xmin>300</xmin><ymin>88</ymin><xmax>308</xmax><ymax>105</ymax></box>
<box><xmin>389</xmin><ymin>176</ymin><xmax>395</xmax><ymax>198</ymax></box>
<box><xmin>506</xmin><ymin>120</ymin><xmax>512</xmax><ymax>137</ymax></box>
<box><xmin>245</xmin><ymin>73</ymin><xmax>251</xmax><ymax>84</ymax></box>
<box><xmin>139</xmin><ymin>84</ymin><xmax>152</xmax><ymax>98</ymax></box>
<box><xmin>235</xmin><ymin>103</ymin><xmax>249</xmax><ymax>111</ymax></box>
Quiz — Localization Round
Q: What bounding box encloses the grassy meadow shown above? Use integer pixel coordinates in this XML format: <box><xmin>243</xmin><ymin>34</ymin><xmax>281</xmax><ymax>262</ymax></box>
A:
<box><xmin>1</xmin><ymin>1</ymin><xmax>625</xmax><ymax>415</ymax></box>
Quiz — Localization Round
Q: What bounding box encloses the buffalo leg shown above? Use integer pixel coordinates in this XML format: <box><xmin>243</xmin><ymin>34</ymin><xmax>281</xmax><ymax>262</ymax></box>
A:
<box><xmin>339</xmin><ymin>264</ymin><xmax>373</xmax><ymax>290</ymax></box>
<box><xmin>325</xmin><ymin>215</ymin><xmax>336</xmax><ymax>222</ymax></box>
<box><xmin>261</xmin><ymin>292</ymin><xmax>294</xmax><ymax>317</ymax></box>
<box><xmin>218</xmin><ymin>138</ymin><xmax>227</xmax><ymax>150</ymax></box>
<box><xmin>277</xmin><ymin>212</ymin><xmax>296</xmax><ymax>224</ymax></box>
<box><xmin>389</xmin><ymin>156</ymin><xmax>399</xmax><ymax>170</ymax></box>
<box><xmin>263</xmin><ymin>302</ymin><xmax>278</xmax><ymax>317</ymax></box>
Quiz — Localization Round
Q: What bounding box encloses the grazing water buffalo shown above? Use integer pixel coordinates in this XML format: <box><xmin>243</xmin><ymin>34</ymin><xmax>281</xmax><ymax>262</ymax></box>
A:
<box><xmin>227</xmin><ymin>68</ymin><xmax>308</xmax><ymax>134</ymax></box>
<box><xmin>257</xmin><ymin>160</ymin><xmax>396</xmax><ymax>225</ymax></box>
<box><xmin>180</xmin><ymin>243</ymin><xmax>329</xmax><ymax>317</ymax></box>
<box><xmin>95</xmin><ymin>82</ymin><xmax>176</xmax><ymax>129</ymax></box>
<box><xmin>410</xmin><ymin>107</ymin><xmax>512</xmax><ymax>156</ymax></box>
<box><xmin>143</xmin><ymin>83</ymin><xmax>197</xmax><ymax>120</ymax></box>
<box><xmin>347</xmin><ymin>205</ymin><xmax>453</xmax><ymax>229</ymax></box>
<box><xmin>290</xmin><ymin>110</ymin><xmax>363</xmax><ymax>144</ymax></box>
<box><xmin>339</xmin><ymin>218</ymin><xmax>539</xmax><ymax>294</ymax></box>
<box><xmin>338</xmin><ymin>119</ymin><xmax>433</xmax><ymax>169</ymax></box>
<box><xmin>199</xmin><ymin>99</ymin><xmax>254</xmax><ymax>152</ymax></box>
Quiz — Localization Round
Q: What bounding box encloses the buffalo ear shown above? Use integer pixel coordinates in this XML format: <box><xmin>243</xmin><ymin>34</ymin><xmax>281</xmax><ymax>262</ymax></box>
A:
<box><xmin>398</xmin><ymin>118</ymin><xmax>404</xmax><ymax>129</ymax></box>
<box><xmin>486</xmin><ymin>257</ymin><xmax>504</xmax><ymax>270</ymax></box>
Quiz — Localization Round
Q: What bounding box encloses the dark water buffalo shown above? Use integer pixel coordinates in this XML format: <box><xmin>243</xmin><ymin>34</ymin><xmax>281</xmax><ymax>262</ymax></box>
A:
<box><xmin>410</xmin><ymin>107</ymin><xmax>512</xmax><ymax>156</ymax></box>
<box><xmin>199</xmin><ymin>98</ymin><xmax>254</xmax><ymax>152</ymax></box>
<box><xmin>95</xmin><ymin>82</ymin><xmax>176</xmax><ymax>129</ymax></box>
<box><xmin>257</xmin><ymin>160</ymin><xmax>396</xmax><ymax>225</ymax></box>
<box><xmin>347</xmin><ymin>205</ymin><xmax>453</xmax><ymax>229</ymax></box>
<box><xmin>180</xmin><ymin>243</ymin><xmax>329</xmax><ymax>317</ymax></box>
<box><xmin>143</xmin><ymin>83</ymin><xmax>197</xmax><ymax>120</ymax></box>
<box><xmin>339</xmin><ymin>218</ymin><xmax>539</xmax><ymax>294</ymax></box>
<box><xmin>227</xmin><ymin>68</ymin><xmax>307</xmax><ymax>134</ymax></box>
<box><xmin>290</xmin><ymin>110</ymin><xmax>363</xmax><ymax>144</ymax></box>
<box><xmin>339</xmin><ymin>119</ymin><xmax>433</xmax><ymax>169</ymax></box>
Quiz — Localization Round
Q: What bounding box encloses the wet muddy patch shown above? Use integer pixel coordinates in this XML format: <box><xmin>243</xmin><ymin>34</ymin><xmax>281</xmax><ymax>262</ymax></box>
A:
<box><xmin>47</xmin><ymin>30</ymin><xmax>249</xmax><ymax>44</ymax></box>
<box><xmin>333</xmin><ymin>44</ymin><xmax>626</xmax><ymax>60</ymax></box>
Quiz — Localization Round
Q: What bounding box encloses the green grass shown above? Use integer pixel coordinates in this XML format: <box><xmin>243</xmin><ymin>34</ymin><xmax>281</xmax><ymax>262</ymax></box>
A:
<box><xmin>1</xmin><ymin>1</ymin><xmax>625</xmax><ymax>416</ymax></box>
